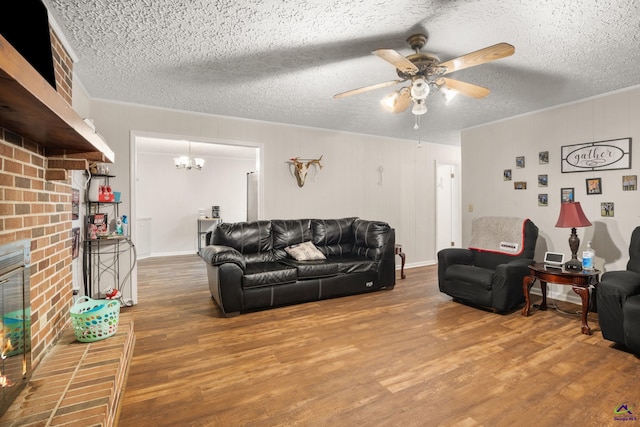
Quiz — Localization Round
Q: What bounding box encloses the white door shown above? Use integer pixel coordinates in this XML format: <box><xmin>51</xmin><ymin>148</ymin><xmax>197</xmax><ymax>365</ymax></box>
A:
<box><xmin>436</xmin><ymin>163</ymin><xmax>460</xmax><ymax>253</ymax></box>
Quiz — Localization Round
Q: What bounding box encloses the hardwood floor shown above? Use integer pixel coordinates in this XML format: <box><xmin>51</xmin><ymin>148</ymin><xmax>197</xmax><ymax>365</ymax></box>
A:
<box><xmin>118</xmin><ymin>255</ymin><xmax>638</xmax><ymax>427</ymax></box>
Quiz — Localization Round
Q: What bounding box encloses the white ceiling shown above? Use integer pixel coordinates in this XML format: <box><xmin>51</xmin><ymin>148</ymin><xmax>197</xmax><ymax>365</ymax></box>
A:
<box><xmin>44</xmin><ymin>0</ymin><xmax>640</xmax><ymax>146</ymax></box>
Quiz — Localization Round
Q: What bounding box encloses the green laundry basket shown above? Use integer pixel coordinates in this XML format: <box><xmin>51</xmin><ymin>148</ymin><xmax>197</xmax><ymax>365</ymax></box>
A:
<box><xmin>70</xmin><ymin>296</ymin><xmax>120</xmax><ymax>342</ymax></box>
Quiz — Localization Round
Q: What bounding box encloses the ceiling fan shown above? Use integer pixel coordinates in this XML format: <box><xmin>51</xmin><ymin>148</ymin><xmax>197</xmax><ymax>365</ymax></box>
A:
<box><xmin>334</xmin><ymin>34</ymin><xmax>514</xmax><ymax>118</ymax></box>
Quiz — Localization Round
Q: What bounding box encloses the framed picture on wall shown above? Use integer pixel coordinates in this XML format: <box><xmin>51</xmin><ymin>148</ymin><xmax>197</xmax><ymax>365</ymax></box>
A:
<box><xmin>72</xmin><ymin>188</ymin><xmax>80</xmax><ymax>220</ymax></box>
<box><xmin>586</xmin><ymin>178</ymin><xmax>602</xmax><ymax>195</ymax></box>
<box><xmin>503</xmin><ymin>169</ymin><xmax>512</xmax><ymax>181</ymax></box>
<box><xmin>514</xmin><ymin>181</ymin><xmax>527</xmax><ymax>190</ymax></box>
<box><xmin>601</xmin><ymin>202</ymin><xmax>614</xmax><ymax>217</ymax></box>
<box><xmin>539</xmin><ymin>151</ymin><xmax>549</xmax><ymax>164</ymax></box>
<box><xmin>538</xmin><ymin>174</ymin><xmax>548</xmax><ymax>187</ymax></box>
<box><xmin>623</xmin><ymin>175</ymin><xmax>637</xmax><ymax>191</ymax></box>
<box><xmin>516</xmin><ymin>156</ymin><xmax>525</xmax><ymax>168</ymax></box>
<box><xmin>538</xmin><ymin>194</ymin><xmax>548</xmax><ymax>206</ymax></box>
<box><xmin>561</xmin><ymin>187</ymin><xmax>574</xmax><ymax>203</ymax></box>
<box><xmin>72</xmin><ymin>227</ymin><xmax>80</xmax><ymax>259</ymax></box>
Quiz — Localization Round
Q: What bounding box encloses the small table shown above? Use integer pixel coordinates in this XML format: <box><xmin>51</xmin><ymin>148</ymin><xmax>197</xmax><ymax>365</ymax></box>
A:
<box><xmin>395</xmin><ymin>244</ymin><xmax>406</xmax><ymax>279</ymax></box>
<box><xmin>522</xmin><ymin>263</ymin><xmax>600</xmax><ymax>335</ymax></box>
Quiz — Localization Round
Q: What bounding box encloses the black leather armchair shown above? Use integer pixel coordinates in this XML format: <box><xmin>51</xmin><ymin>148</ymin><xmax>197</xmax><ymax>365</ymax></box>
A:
<box><xmin>437</xmin><ymin>217</ymin><xmax>538</xmax><ymax>312</ymax></box>
<box><xmin>597</xmin><ymin>226</ymin><xmax>640</xmax><ymax>355</ymax></box>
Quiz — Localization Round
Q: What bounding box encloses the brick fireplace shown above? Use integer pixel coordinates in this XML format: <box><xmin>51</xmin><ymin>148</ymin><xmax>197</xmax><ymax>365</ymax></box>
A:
<box><xmin>0</xmin><ymin>122</ymin><xmax>74</xmax><ymax>372</ymax></box>
<box><xmin>0</xmin><ymin>25</ymin><xmax>76</xmax><ymax>363</ymax></box>
<box><xmin>0</xmin><ymin>13</ymin><xmax>130</xmax><ymax>422</ymax></box>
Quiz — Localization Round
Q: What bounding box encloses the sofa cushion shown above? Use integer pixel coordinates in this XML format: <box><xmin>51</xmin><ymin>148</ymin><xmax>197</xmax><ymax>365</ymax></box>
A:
<box><xmin>213</xmin><ymin>221</ymin><xmax>275</xmax><ymax>263</ymax></box>
<box><xmin>285</xmin><ymin>241</ymin><xmax>326</xmax><ymax>261</ymax></box>
<box><xmin>312</xmin><ymin>217</ymin><xmax>356</xmax><ymax>257</ymax></box>
<box><xmin>279</xmin><ymin>259</ymin><xmax>339</xmax><ymax>279</ymax></box>
<box><xmin>242</xmin><ymin>262</ymin><xmax>297</xmax><ymax>289</ymax></box>
<box><xmin>331</xmin><ymin>254</ymin><xmax>379</xmax><ymax>274</ymax></box>
<box><xmin>272</xmin><ymin>219</ymin><xmax>313</xmax><ymax>248</ymax></box>
<box><xmin>353</xmin><ymin>219</ymin><xmax>391</xmax><ymax>260</ymax></box>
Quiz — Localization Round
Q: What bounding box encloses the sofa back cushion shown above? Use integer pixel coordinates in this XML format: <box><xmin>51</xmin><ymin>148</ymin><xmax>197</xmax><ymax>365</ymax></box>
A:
<box><xmin>271</xmin><ymin>219</ymin><xmax>313</xmax><ymax>260</ymax></box>
<box><xmin>213</xmin><ymin>220</ymin><xmax>275</xmax><ymax>263</ymax></box>
<box><xmin>352</xmin><ymin>219</ymin><xmax>391</xmax><ymax>260</ymax></box>
<box><xmin>312</xmin><ymin>217</ymin><xmax>357</xmax><ymax>256</ymax></box>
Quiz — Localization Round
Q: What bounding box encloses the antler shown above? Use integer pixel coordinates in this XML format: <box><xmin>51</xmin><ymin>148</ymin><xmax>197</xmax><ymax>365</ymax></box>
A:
<box><xmin>306</xmin><ymin>155</ymin><xmax>323</xmax><ymax>169</ymax></box>
<box><xmin>289</xmin><ymin>155</ymin><xmax>323</xmax><ymax>187</ymax></box>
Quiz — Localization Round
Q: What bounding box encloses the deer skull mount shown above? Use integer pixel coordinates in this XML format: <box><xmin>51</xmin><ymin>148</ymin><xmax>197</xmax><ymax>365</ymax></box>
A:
<box><xmin>289</xmin><ymin>155</ymin><xmax>323</xmax><ymax>187</ymax></box>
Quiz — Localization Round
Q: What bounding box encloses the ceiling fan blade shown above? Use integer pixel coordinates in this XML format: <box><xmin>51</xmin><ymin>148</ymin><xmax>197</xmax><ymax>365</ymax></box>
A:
<box><xmin>373</xmin><ymin>49</ymin><xmax>419</xmax><ymax>74</ymax></box>
<box><xmin>437</xmin><ymin>78</ymin><xmax>490</xmax><ymax>99</ymax></box>
<box><xmin>333</xmin><ymin>79</ymin><xmax>404</xmax><ymax>99</ymax></box>
<box><xmin>439</xmin><ymin>43</ymin><xmax>514</xmax><ymax>75</ymax></box>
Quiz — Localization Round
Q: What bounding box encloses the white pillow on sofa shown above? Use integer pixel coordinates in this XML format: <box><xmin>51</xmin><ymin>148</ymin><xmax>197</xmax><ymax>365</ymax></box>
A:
<box><xmin>285</xmin><ymin>241</ymin><xmax>326</xmax><ymax>261</ymax></box>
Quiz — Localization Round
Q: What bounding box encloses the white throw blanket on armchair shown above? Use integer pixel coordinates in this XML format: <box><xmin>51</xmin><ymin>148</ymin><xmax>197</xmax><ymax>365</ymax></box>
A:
<box><xmin>467</xmin><ymin>216</ymin><xmax>528</xmax><ymax>255</ymax></box>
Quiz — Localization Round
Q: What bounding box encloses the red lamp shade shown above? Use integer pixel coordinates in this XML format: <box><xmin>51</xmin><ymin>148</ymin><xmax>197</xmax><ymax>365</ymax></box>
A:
<box><xmin>555</xmin><ymin>202</ymin><xmax>592</xmax><ymax>228</ymax></box>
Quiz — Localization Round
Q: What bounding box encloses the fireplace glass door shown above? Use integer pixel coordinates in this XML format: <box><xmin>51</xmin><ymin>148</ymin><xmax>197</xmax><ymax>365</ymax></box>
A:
<box><xmin>0</xmin><ymin>240</ymin><xmax>31</xmax><ymax>414</ymax></box>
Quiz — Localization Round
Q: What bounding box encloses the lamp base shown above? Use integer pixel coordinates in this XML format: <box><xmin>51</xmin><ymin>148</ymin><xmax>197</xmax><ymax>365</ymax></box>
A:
<box><xmin>564</xmin><ymin>258</ymin><xmax>583</xmax><ymax>271</ymax></box>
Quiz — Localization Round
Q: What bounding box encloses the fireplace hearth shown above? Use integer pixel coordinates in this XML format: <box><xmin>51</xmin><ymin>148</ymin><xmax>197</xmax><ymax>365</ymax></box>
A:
<box><xmin>0</xmin><ymin>239</ymin><xmax>31</xmax><ymax>414</ymax></box>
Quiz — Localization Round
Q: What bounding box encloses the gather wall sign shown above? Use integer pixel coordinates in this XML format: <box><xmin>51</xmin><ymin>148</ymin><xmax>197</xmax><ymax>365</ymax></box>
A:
<box><xmin>561</xmin><ymin>137</ymin><xmax>631</xmax><ymax>173</ymax></box>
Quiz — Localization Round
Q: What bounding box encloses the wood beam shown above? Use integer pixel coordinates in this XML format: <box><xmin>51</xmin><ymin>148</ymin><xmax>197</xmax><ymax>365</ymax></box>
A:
<box><xmin>63</xmin><ymin>152</ymin><xmax>109</xmax><ymax>162</ymax></box>
<box><xmin>47</xmin><ymin>158</ymin><xmax>89</xmax><ymax>170</ymax></box>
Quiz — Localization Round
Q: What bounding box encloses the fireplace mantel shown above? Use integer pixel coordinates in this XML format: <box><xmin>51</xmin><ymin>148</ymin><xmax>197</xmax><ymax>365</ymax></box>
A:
<box><xmin>0</xmin><ymin>35</ymin><xmax>114</xmax><ymax>163</ymax></box>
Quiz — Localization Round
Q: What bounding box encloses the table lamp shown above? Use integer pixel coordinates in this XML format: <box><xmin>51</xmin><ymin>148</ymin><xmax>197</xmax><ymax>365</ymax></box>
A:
<box><xmin>555</xmin><ymin>201</ymin><xmax>592</xmax><ymax>271</ymax></box>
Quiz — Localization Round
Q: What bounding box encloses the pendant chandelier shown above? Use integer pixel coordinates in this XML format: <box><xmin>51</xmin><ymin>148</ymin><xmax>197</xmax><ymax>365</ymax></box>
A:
<box><xmin>173</xmin><ymin>141</ymin><xmax>204</xmax><ymax>171</ymax></box>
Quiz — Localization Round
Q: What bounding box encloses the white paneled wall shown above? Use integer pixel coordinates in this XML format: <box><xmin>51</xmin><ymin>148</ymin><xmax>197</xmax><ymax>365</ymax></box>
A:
<box><xmin>85</xmin><ymin>99</ymin><xmax>460</xmax><ymax>268</ymax></box>
<box><xmin>462</xmin><ymin>85</ymin><xmax>640</xmax><ymax>302</ymax></box>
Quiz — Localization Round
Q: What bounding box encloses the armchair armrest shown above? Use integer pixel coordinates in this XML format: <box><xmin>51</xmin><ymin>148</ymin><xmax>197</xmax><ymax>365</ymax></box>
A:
<box><xmin>597</xmin><ymin>270</ymin><xmax>640</xmax><ymax>344</ymax></box>
<box><xmin>600</xmin><ymin>270</ymin><xmax>640</xmax><ymax>298</ymax></box>
<box><xmin>437</xmin><ymin>248</ymin><xmax>475</xmax><ymax>292</ymax></box>
<box><xmin>199</xmin><ymin>245</ymin><xmax>246</xmax><ymax>271</ymax></box>
<box><xmin>491</xmin><ymin>258</ymin><xmax>536</xmax><ymax>312</ymax></box>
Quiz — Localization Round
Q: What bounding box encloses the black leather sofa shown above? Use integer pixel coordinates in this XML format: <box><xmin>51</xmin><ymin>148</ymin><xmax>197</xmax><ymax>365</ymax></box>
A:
<box><xmin>199</xmin><ymin>217</ymin><xmax>396</xmax><ymax>316</ymax></box>
<box><xmin>437</xmin><ymin>217</ymin><xmax>539</xmax><ymax>313</ymax></box>
<box><xmin>597</xmin><ymin>226</ymin><xmax>640</xmax><ymax>355</ymax></box>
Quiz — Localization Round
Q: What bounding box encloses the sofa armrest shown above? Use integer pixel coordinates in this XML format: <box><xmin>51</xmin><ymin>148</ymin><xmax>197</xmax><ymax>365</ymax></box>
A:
<box><xmin>491</xmin><ymin>258</ymin><xmax>535</xmax><ymax>312</ymax></box>
<box><xmin>200</xmin><ymin>245</ymin><xmax>246</xmax><ymax>271</ymax></box>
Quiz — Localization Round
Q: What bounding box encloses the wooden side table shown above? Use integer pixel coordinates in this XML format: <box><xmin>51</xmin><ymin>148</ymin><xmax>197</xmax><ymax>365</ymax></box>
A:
<box><xmin>522</xmin><ymin>263</ymin><xmax>600</xmax><ymax>335</ymax></box>
<box><xmin>395</xmin><ymin>244</ymin><xmax>406</xmax><ymax>279</ymax></box>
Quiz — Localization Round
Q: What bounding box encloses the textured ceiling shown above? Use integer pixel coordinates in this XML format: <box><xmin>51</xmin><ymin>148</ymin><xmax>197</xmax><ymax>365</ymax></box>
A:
<box><xmin>43</xmin><ymin>0</ymin><xmax>640</xmax><ymax>146</ymax></box>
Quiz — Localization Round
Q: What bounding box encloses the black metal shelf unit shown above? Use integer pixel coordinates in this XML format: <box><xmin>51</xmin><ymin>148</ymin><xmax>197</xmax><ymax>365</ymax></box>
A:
<box><xmin>82</xmin><ymin>173</ymin><xmax>135</xmax><ymax>304</ymax></box>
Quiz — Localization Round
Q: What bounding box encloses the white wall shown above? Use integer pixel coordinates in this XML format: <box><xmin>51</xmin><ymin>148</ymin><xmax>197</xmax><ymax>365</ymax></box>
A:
<box><xmin>136</xmin><ymin>150</ymin><xmax>255</xmax><ymax>255</ymax></box>
<box><xmin>461</xmin><ymin>85</ymin><xmax>640</xmax><ymax>301</ymax></box>
<box><xmin>82</xmin><ymin>99</ymin><xmax>460</xmax><ymax>271</ymax></box>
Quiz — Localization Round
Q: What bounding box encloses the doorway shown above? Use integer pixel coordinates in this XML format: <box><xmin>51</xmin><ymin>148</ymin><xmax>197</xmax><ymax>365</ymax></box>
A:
<box><xmin>436</xmin><ymin>163</ymin><xmax>460</xmax><ymax>254</ymax></box>
<box><xmin>131</xmin><ymin>132</ymin><xmax>262</xmax><ymax>258</ymax></box>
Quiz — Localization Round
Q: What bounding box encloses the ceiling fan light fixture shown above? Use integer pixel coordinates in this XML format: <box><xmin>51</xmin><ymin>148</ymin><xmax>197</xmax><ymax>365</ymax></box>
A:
<box><xmin>411</xmin><ymin>78</ymin><xmax>430</xmax><ymax>100</ymax></box>
<box><xmin>412</xmin><ymin>100</ymin><xmax>427</xmax><ymax>115</ymax></box>
<box><xmin>440</xmin><ymin>86</ymin><xmax>458</xmax><ymax>104</ymax></box>
<box><xmin>380</xmin><ymin>91</ymin><xmax>400</xmax><ymax>112</ymax></box>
